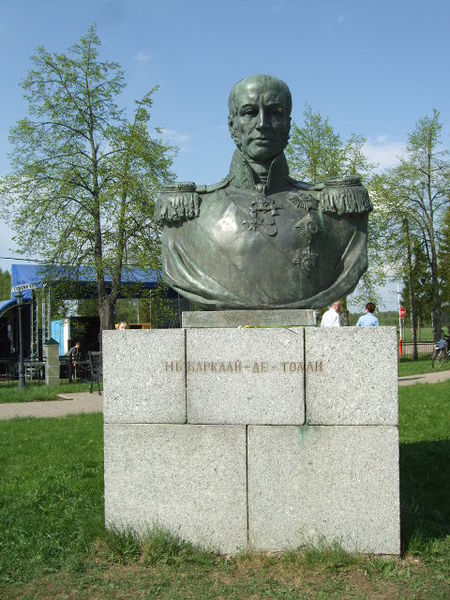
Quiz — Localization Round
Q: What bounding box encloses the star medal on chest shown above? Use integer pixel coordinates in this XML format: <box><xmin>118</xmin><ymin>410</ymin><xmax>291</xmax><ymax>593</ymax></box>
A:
<box><xmin>242</xmin><ymin>184</ymin><xmax>279</xmax><ymax>237</ymax></box>
<box><xmin>289</xmin><ymin>192</ymin><xmax>321</xmax><ymax>274</ymax></box>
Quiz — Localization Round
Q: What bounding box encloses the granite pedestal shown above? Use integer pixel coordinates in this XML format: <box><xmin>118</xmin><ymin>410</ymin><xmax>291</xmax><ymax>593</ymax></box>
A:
<box><xmin>103</xmin><ymin>322</ymin><xmax>400</xmax><ymax>555</ymax></box>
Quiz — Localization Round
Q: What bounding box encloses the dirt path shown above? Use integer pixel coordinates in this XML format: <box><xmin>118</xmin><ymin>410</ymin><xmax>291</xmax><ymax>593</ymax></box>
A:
<box><xmin>398</xmin><ymin>369</ymin><xmax>450</xmax><ymax>387</ymax></box>
<box><xmin>0</xmin><ymin>392</ymin><xmax>103</xmax><ymax>420</ymax></box>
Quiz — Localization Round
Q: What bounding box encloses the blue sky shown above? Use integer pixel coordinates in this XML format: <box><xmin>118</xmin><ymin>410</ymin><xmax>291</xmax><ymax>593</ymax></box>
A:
<box><xmin>0</xmin><ymin>0</ymin><xmax>449</xmax><ymax>309</ymax></box>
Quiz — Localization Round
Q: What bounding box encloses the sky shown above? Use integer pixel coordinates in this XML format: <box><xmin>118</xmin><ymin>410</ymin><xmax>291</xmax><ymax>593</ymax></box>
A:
<box><xmin>0</xmin><ymin>0</ymin><xmax>449</xmax><ymax>309</ymax></box>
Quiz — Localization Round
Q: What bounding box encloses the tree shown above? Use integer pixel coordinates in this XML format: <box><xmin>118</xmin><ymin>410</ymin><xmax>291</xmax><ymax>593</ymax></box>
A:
<box><xmin>286</xmin><ymin>104</ymin><xmax>375</xmax><ymax>184</ymax></box>
<box><xmin>439</xmin><ymin>206</ymin><xmax>450</xmax><ymax>330</ymax></box>
<box><xmin>0</xmin><ymin>268</ymin><xmax>11</xmax><ymax>300</ymax></box>
<box><xmin>286</xmin><ymin>104</ymin><xmax>379</xmax><ymax>315</ymax></box>
<box><xmin>371</xmin><ymin>110</ymin><xmax>449</xmax><ymax>343</ymax></box>
<box><xmin>0</xmin><ymin>27</ymin><xmax>174</xmax><ymax>336</ymax></box>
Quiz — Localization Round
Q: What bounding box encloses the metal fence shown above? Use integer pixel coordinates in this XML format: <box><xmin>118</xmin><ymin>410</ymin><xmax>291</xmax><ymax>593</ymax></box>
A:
<box><xmin>400</xmin><ymin>342</ymin><xmax>435</xmax><ymax>359</ymax></box>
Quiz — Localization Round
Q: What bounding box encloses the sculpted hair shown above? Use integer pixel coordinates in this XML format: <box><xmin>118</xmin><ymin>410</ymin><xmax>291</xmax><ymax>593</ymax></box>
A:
<box><xmin>228</xmin><ymin>75</ymin><xmax>292</xmax><ymax>118</ymax></box>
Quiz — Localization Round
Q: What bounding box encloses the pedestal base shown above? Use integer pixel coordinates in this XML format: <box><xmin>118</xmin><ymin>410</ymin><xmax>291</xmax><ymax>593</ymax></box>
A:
<box><xmin>103</xmin><ymin>325</ymin><xmax>400</xmax><ymax>555</ymax></box>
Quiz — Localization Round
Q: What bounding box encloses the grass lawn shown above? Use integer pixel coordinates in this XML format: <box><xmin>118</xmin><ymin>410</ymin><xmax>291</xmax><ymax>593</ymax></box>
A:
<box><xmin>0</xmin><ymin>382</ymin><xmax>449</xmax><ymax>598</ymax></box>
<box><xmin>0</xmin><ymin>382</ymin><xmax>98</xmax><ymax>404</ymax></box>
<box><xmin>398</xmin><ymin>355</ymin><xmax>450</xmax><ymax>377</ymax></box>
<box><xmin>400</xmin><ymin>326</ymin><xmax>434</xmax><ymax>343</ymax></box>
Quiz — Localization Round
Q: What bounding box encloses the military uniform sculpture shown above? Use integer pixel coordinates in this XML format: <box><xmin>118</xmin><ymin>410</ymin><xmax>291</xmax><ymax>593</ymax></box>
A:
<box><xmin>156</xmin><ymin>75</ymin><xmax>372</xmax><ymax>309</ymax></box>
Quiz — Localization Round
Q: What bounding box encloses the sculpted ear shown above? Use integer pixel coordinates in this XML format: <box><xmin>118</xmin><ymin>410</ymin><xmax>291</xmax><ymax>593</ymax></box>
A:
<box><xmin>228</xmin><ymin>115</ymin><xmax>241</xmax><ymax>148</ymax></box>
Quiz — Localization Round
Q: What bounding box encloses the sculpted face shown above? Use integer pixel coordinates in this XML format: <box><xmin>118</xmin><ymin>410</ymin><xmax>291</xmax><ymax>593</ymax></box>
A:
<box><xmin>228</xmin><ymin>75</ymin><xmax>291</xmax><ymax>163</ymax></box>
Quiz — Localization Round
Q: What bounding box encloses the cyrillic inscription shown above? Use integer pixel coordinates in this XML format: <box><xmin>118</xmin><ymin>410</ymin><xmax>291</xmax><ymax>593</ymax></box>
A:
<box><xmin>163</xmin><ymin>360</ymin><xmax>323</xmax><ymax>374</ymax></box>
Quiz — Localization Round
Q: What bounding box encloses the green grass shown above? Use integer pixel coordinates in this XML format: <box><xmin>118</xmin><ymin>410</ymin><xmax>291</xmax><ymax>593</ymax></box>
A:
<box><xmin>0</xmin><ymin>382</ymin><xmax>97</xmax><ymax>403</ymax></box>
<box><xmin>398</xmin><ymin>381</ymin><xmax>450</xmax><ymax>568</ymax></box>
<box><xmin>0</xmin><ymin>383</ymin><xmax>449</xmax><ymax>598</ymax></box>
<box><xmin>398</xmin><ymin>355</ymin><xmax>450</xmax><ymax>377</ymax></box>
<box><xmin>0</xmin><ymin>414</ymin><xmax>104</xmax><ymax>585</ymax></box>
<box><xmin>400</xmin><ymin>326</ymin><xmax>434</xmax><ymax>342</ymax></box>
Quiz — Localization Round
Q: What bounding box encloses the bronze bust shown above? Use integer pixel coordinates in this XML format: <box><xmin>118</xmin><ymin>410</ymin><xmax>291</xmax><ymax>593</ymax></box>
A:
<box><xmin>156</xmin><ymin>75</ymin><xmax>372</xmax><ymax>309</ymax></box>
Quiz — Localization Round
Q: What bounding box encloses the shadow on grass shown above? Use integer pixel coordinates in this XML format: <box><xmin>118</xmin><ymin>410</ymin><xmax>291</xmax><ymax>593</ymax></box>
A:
<box><xmin>400</xmin><ymin>440</ymin><xmax>450</xmax><ymax>553</ymax></box>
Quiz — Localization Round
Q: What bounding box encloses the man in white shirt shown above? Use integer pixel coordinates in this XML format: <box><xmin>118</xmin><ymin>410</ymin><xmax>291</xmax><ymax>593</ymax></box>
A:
<box><xmin>320</xmin><ymin>301</ymin><xmax>342</xmax><ymax>327</ymax></box>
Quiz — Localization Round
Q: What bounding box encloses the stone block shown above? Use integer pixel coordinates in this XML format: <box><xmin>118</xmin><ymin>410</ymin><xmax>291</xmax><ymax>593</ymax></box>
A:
<box><xmin>248</xmin><ymin>425</ymin><xmax>400</xmax><ymax>554</ymax></box>
<box><xmin>186</xmin><ymin>328</ymin><xmax>305</xmax><ymax>424</ymax></box>
<box><xmin>104</xmin><ymin>424</ymin><xmax>247</xmax><ymax>554</ymax></box>
<box><xmin>182</xmin><ymin>309</ymin><xmax>316</xmax><ymax>328</ymax></box>
<box><xmin>103</xmin><ymin>329</ymin><xmax>186</xmax><ymax>424</ymax></box>
<box><xmin>305</xmin><ymin>327</ymin><xmax>398</xmax><ymax>425</ymax></box>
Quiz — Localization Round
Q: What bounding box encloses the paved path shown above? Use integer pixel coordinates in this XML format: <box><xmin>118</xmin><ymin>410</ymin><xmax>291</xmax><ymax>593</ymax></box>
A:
<box><xmin>0</xmin><ymin>392</ymin><xmax>103</xmax><ymax>420</ymax></box>
<box><xmin>398</xmin><ymin>369</ymin><xmax>450</xmax><ymax>387</ymax></box>
<box><xmin>0</xmin><ymin>371</ymin><xmax>448</xmax><ymax>420</ymax></box>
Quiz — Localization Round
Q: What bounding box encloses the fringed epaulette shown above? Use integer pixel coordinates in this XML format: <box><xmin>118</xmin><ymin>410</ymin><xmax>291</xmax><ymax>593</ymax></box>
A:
<box><xmin>319</xmin><ymin>176</ymin><xmax>373</xmax><ymax>216</ymax></box>
<box><xmin>155</xmin><ymin>182</ymin><xmax>201</xmax><ymax>225</ymax></box>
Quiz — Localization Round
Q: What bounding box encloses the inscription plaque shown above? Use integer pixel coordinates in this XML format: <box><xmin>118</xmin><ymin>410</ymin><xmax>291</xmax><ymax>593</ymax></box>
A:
<box><xmin>164</xmin><ymin>360</ymin><xmax>323</xmax><ymax>374</ymax></box>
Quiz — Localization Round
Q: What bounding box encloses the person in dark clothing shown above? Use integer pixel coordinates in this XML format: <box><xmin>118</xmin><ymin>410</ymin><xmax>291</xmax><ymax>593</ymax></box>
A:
<box><xmin>67</xmin><ymin>341</ymin><xmax>81</xmax><ymax>382</ymax></box>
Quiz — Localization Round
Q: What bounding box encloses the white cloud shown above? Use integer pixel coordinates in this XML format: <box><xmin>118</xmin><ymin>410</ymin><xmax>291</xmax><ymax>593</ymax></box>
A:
<box><xmin>159</xmin><ymin>129</ymin><xmax>190</xmax><ymax>144</ymax></box>
<box><xmin>133</xmin><ymin>50</ymin><xmax>152</xmax><ymax>63</ymax></box>
<box><xmin>363</xmin><ymin>137</ymin><xmax>406</xmax><ymax>171</ymax></box>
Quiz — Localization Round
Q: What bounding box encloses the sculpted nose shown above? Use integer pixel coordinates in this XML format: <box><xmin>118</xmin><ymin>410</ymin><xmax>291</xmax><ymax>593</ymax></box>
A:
<box><xmin>257</xmin><ymin>109</ymin><xmax>269</xmax><ymax>129</ymax></box>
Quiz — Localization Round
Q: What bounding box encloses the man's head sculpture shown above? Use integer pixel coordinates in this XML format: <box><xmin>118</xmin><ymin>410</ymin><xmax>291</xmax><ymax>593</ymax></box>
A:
<box><xmin>156</xmin><ymin>74</ymin><xmax>372</xmax><ymax>310</ymax></box>
<box><xmin>228</xmin><ymin>75</ymin><xmax>292</xmax><ymax>164</ymax></box>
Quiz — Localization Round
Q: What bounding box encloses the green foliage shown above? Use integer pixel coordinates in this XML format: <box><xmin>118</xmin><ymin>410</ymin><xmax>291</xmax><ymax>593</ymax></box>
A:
<box><xmin>286</xmin><ymin>104</ymin><xmax>383</xmax><ymax>309</ymax></box>
<box><xmin>439</xmin><ymin>206</ymin><xmax>450</xmax><ymax>312</ymax></box>
<box><xmin>401</xmin><ymin>239</ymin><xmax>433</xmax><ymax>322</ymax></box>
<box><xmin>0</xmin><ymin>268</ymin><xmax>11</xmax><ymax>300</ymax></box>
<box><xmin>286</xmin><ymin>104</ymin><xmax>375</xmax><ymax>185</ymax></box>
<box><xmin>371</xmin><ymin>110</ymin><xmax>449</xmax><ymax>341</ymax></box>
<box><xmin>114</xmin><ymin>281</ymin><xmax>177</xmax><ymax>328</ymax></box>
<box><xmin>0</xmin><ymin>26</ymin><xmax>175</xmax><ymax>331</ymax></box>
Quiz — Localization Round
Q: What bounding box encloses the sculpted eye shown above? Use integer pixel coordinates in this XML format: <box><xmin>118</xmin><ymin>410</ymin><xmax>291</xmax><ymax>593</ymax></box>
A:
<box><xmin>270</xmin><ymin>106</ymin><xmax>284</xmax><ymax>115</ymax></box>
<box><xmin>242</xmin><ymin>108</ymin><xmax>258</xmax><ymax>117</ymax></box>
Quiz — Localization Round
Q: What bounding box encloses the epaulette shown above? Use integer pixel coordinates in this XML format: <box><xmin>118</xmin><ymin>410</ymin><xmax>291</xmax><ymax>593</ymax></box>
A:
<box><xmin>162</xmin><ymin>182</ymin><xmax>197</xmax><ymax>193</ymax></box>
<box><xmin>319</xmin><ymin>176</ymin><xmax>373</xmax><ymax>216</ymax></box>
<box><xmin>196</xmin><ymin>176</ymin><xmax>231</xmax><ymax>194</ymax></box>
<box><xmin>155</xmin><ymin>182</ymin><xmax>200</xmax><ymax>225</ymax></box>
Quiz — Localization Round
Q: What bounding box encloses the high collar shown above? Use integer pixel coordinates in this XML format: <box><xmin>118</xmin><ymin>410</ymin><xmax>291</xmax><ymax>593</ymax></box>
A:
<box><xmin>228</xmin><ymin>150</ymin><xmax>291</xmax><ymax>193</ymax></box>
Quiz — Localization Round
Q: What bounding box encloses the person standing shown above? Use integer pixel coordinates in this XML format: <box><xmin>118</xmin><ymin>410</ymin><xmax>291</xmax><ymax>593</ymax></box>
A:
<box><xmin>320</xmin><ymin>301</ymin><xmax>342</xmax><ymax>328</ymax></box>
<box><xmin>356</xmin><ymin>302</ymin><xmax>380</xmax><ymax>327</ymax></box>
<box><xmin>67</xmin><ymin>341</ymin><xmax>81</xmax><ymax>382</ymax></box>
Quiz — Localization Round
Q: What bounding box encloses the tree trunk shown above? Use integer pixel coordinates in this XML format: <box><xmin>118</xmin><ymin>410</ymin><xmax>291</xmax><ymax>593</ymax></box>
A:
<box><xmin>404</xmin><ymin>218</ymin><xmax>418</xmax><ymax>360</ymax></box>
<box><xmin>340</xmin><ymin>297</ymin><xmax>349</xmax><ymax>326</ymax></box>
<box><xmin>98</xmin><ymin>296</ymin><xmax>115</xmax><ymax>349</ymax></box>
<box><xmin>430</xmin><ymin>252</ymin><xmax>442</xmax><ymax>342</ymax></box>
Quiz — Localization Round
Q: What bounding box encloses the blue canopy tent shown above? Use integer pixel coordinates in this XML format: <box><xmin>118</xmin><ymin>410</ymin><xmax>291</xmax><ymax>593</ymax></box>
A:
<box><xmin>1</xmin><ymin>263</ymin><xmax>177</xmax><ymax>362</ymax></box>
<box><xmin>11</xmin><ymin>263</ymin><xmax>161</xmax><ymax>297</ymax></box>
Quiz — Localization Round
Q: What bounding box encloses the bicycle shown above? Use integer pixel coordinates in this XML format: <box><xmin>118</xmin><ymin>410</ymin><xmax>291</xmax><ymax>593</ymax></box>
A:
<box><xmin>431</xmin><ymin>345</ymin><xmax>450</xmax><ymax>368</ymax></box>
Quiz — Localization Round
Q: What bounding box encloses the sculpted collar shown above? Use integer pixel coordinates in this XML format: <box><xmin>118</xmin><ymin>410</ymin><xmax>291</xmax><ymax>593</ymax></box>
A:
<box><xmin>228</xmin><ymin>150</ymin><xmax>291</xmax><ymax>193</ymax></box>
